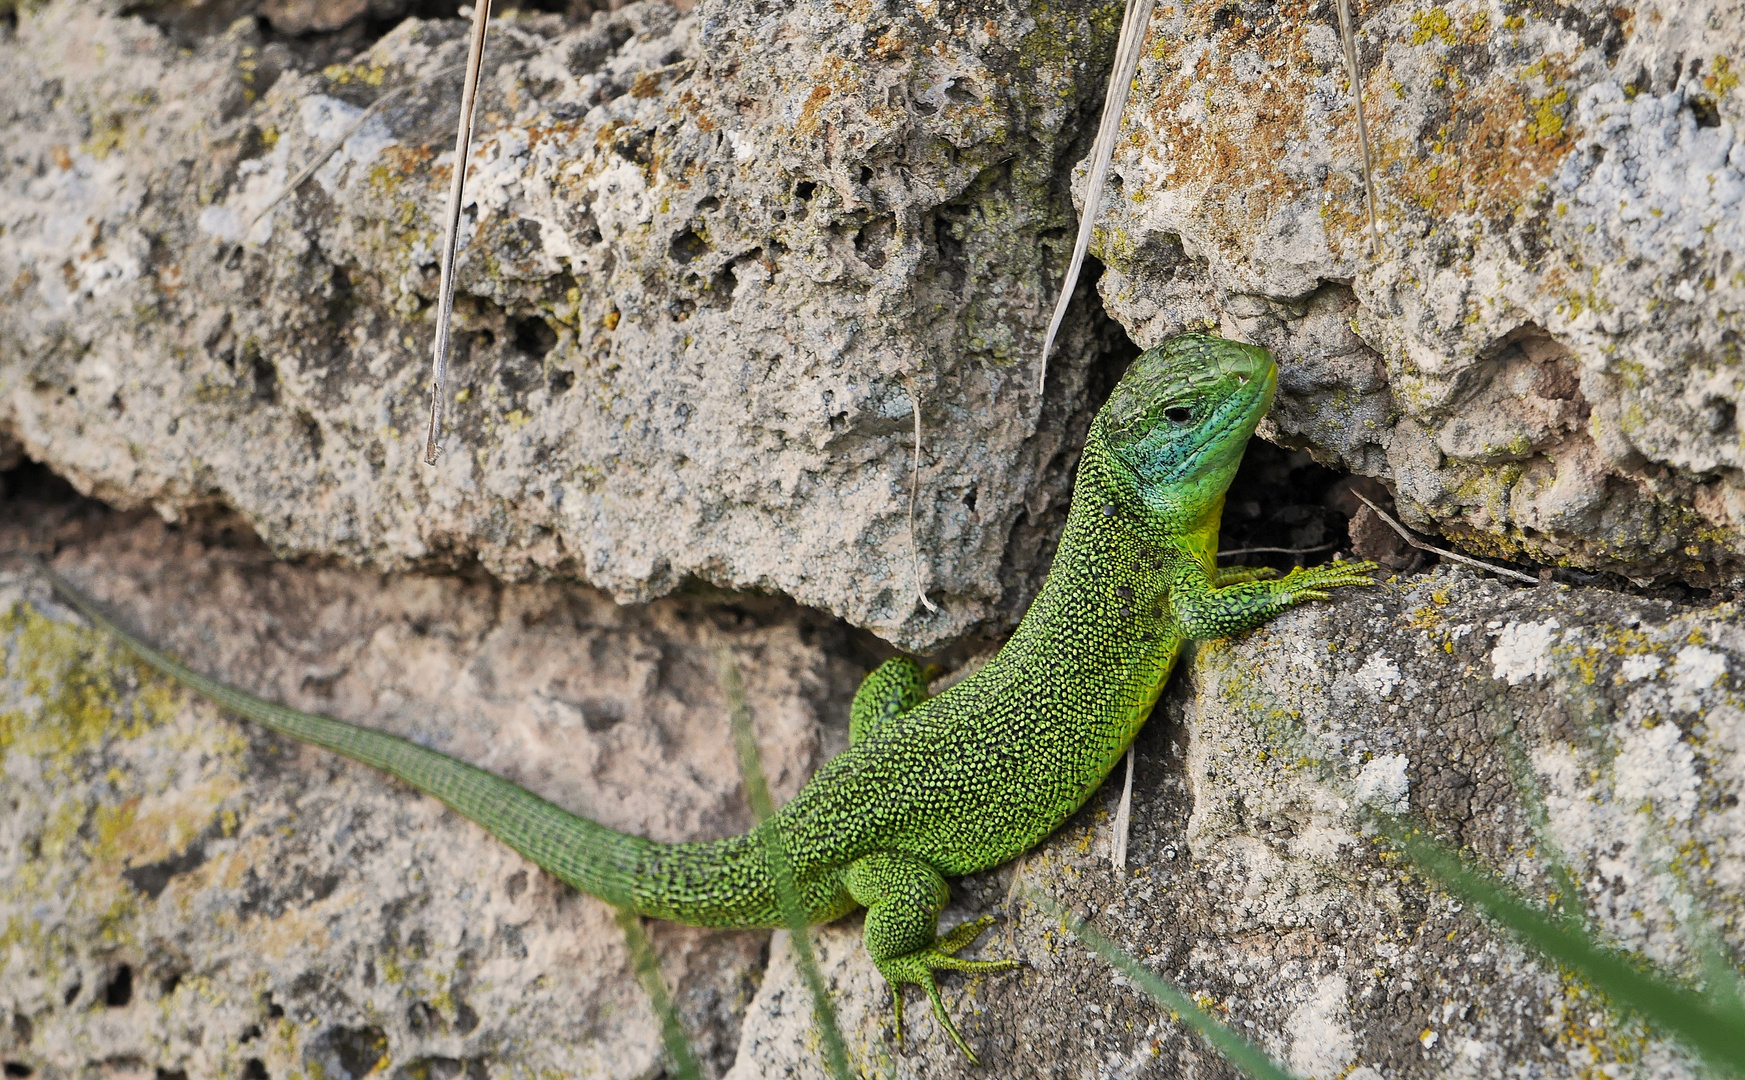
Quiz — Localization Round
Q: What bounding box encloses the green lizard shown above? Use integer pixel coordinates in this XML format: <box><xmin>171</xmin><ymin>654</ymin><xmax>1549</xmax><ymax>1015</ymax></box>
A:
<box><xmin>46</xmin><ymin>332</ymin><xmax>1375</xmax><ymax>1062</ymax></box>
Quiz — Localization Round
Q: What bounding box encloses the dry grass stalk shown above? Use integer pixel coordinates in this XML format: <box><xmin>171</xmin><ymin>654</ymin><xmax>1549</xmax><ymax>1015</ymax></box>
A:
<box><xmin>423</xmin><ymin>0</ymin><xmax>496</xmax><ymax>466</ymax></box>
<box><xmin>1037</xmin><ymin>0</ymin><xmax>1158</xmax><ymax>396</ymax></box>
<box><xmin>1335</xmin><ymin>0</ymin><xmax>1382</xmax><ymax>254</ymax></box>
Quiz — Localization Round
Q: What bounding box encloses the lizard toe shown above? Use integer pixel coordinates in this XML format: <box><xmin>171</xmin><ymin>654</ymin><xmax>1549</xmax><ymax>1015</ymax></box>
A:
<box><xmin>935</xmin><ymin>914</ymin><xmax>999</xmax><ymax>954</ymax></box>
<box><xmin>876</xmin><ymin>938</ymin><xmax>1017</xmax><ymax>1062</ymax></box>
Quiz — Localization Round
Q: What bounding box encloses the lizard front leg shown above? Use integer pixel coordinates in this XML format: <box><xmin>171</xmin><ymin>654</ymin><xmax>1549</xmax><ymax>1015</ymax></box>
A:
<box><xmin>844</xmin><ymin>851</ymin><xmax>1018</xmax><ymax>1062</ymax></box>
<box><xmin>1172</xmin><ymin>557</ymin><xmax>1378</xmax><ymax>640</ymax></box>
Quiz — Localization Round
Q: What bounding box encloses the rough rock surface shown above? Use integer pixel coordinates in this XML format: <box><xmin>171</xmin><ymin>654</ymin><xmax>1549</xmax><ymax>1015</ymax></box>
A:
<box><xmin>0</xmin><ymin>504</ymin><xmax>865</xmax><ymax>1080</ymax></box>
<box><xmin>731</xmin><ymin>566</ymin><xmax>1744</xmax><ymax>1078</ymax></box>
<box><xmin>5</xmin><ymin>495</ymin><xmax>1740</xmax><ymax>1079</ymax></box>
<box><xmin>1091</xmin><ymin>0</ymin><xmax>1745</xmax><ymax>587</ymax></box>
<box><xmin>0</xmin><ymin>0</ymin><xmax>1133</xmax><ymax>651</ymax></box>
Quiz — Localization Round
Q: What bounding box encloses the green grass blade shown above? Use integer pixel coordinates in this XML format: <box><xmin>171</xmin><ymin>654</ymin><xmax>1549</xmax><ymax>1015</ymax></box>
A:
<box><xmin>1021</xmin><ymin>887</ymin><xmax>1300</xmax><ymax>1080</ymax></box>
<box><xmin>614</xmin><ymin>908</ymin><xmax>706</xmax><ymax>1080</ymax></box>
<box><xmin>1389</xmin><ymin>826</ymin><xmax>1745</xmax><ymax>1076</ymax></box>
<box><xmin>718</xmin><ymin>648</ymin><xmax>855</xmax><ymax>1080</ymax></box>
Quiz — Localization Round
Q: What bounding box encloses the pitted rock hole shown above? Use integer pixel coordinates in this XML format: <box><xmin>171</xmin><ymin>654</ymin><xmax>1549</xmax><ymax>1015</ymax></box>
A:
<box><xmin>329</xmin><ymin>1025</ymin><xmax>388</xmax><ymax>1080</ymax></box>
<box><xmin>509</xmin><ymin>315</ymin><xmax>558</xmax><ymax>360</ymax></box>
<box><xmin>1436</xmin><ymin>324</ymin><xmax>1587</xmax><ymax>465</ymax></box>
<box><xmin>121</xmin><ymin>844</ymin><xmax>211</xmax><ymax>900</ymax></box>
<box><xmin>854</xmin><ymin>217</ymin><xmax>894</xmax><ymax>270</ymax></box>
<box><xmin>103</xmin><ymin>966</ymin><xmax>133</xmax><ymax>1008</ymax></box>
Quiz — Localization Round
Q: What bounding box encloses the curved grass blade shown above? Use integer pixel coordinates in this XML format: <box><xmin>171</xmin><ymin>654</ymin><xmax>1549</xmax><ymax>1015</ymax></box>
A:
<box><xmin>1387</xmin><ymin>825</ymin><xmax>1745</xmax><ymax>1077</ymax></box>
<box><xmin>615</xmin><ymin>908</ymin><xmax>706</xmax><ymax>1080</ymax></box>
<box><xmin>717</xmin><ymin>648</ymin><xmax>855</xmax><ymax>1080</ymax></box>
<box><xmin>1021</xmin><ymin>887</ymin><xmax>1299</xmax><ymax>1080</ymax></box>
<box><xmin>424</xmin><ymin>0</ymin><xmax>495</xmax><ymax>465</ymax></box>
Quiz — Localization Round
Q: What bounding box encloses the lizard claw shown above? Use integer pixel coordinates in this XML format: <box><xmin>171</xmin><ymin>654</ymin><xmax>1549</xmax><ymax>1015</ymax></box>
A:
<box><xmin>881</xmin><ymin>916</ymin><xmax>1020</xmax><ymax>1063</ymax></box>
<box><xmin>1280</xmin><ymin>559</ymin><xmax>1378</xmax><ymax>602</ymax></box>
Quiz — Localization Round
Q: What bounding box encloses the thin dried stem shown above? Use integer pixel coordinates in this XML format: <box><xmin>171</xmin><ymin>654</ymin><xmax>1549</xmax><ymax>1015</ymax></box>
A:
<box><xmin>424</xmin><ymin>0</ymin><xmax>496</xmax><ymax>466</ymax></box>
<box><xmin>1335</xmin><ymin>0</ymin><xmax>1381</xmax><ymax>254</ymax></box>
<box><xmin>1111</xmin><ymin>746</ymin><xmax>1135</xmax><ymax>873</ymax></box>
<box><xmin>1216</xmin><ymin>542</ymin><xmax>1338</xmax><ymax>557</ymax></box>
<box><xmin>904</xmin><ymin>376</ymin><xmax>939</xmax><ymax>615</ymax></box>
<box><xmin>1351</xmin><ymin>491</ymin><xmax>1539</xmax><ymax>584</ymax></box>
<box><xmin>1037</xmin><ymin>0</ymin><xmax>1157</xmax><ymax>396</ymax></box>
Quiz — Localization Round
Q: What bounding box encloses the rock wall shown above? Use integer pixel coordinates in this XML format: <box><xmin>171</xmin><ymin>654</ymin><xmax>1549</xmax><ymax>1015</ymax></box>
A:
<box><xmin>5</xmin><ymin>506</ymin><xmax>1741</xmax><ymax>1079</ymax></box>
<box><xmin>729</xmin><ymin>568</ymin><xmax>1745</xmax><ymax>1078</ymax></box>
<box><xmin>1</xmin><ymin>501</ymin><xmax>863</xmax><ymax>1079</ymax></box>
<box><xmin>3</xmin><ymin>0</ymin><xmax>1745</xmax><ymax>1076</ymax></box>
<box><xmin>0</xmin><ymin>0</ymin><xmax>1135</xmax><ymax>651</ymax></box>
<box><xmin>1089</xmin><ymin>0</ymin><xmax>1745</xmax><ymax>585</ymax></box>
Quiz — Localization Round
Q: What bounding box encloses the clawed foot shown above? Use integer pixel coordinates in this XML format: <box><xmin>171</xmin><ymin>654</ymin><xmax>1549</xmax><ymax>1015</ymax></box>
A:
<box><xmin>879</xmin><ymin>915</ymin><xmax>1021</xmax><ymax>1064</ymax></box>
<box><xmin>1279</xmin><ymin>559</ymin><xmax>1378</xmax><ymax>602</ymax></box>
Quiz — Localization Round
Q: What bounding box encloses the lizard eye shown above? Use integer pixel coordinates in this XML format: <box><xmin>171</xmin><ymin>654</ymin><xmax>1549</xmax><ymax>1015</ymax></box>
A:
<box><xmin>1163</xmin><ymin>406</ymin><xmax>1193</xmax><ymax>425</ymax></box>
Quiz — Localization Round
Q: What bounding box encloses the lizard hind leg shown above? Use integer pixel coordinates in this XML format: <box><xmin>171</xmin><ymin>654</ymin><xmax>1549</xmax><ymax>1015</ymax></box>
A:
<box><xmin>845</xmin><ymin>851</ymin><xmax>1019</xmax><ymax>1064</ymax></box>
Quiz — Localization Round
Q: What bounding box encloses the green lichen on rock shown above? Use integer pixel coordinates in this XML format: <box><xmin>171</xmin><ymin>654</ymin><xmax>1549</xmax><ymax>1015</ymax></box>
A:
<box><xmin>0</xmin><ymin>602</ymin><xmax>181</xmax><ymax>771</ymax></box>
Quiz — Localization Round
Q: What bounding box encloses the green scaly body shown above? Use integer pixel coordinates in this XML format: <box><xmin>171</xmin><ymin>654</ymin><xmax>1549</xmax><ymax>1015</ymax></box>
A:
<box><xmin>48</xmin><ymin>333</ymin><xmax>1375</xmax><ymax>1061</ymax></box>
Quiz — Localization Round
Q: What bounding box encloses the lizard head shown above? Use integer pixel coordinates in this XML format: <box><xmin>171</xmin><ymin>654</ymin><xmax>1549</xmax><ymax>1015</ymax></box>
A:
<box><xmin>1094</xmin><ymin>332</ymin><xmax>1277</xmax><ymax>525</ymax></box>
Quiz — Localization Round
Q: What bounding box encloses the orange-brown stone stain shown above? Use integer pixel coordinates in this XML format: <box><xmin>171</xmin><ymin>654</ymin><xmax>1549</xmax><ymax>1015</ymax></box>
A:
<box><xmin>1132</xmin><ymin>0</ymin><xmax>1343</xmax><ymax>244</ymax></box>
<box><xmin>795</xmin><ymin>55</ymin><xmax>850</xmax><ymax>137</ymax></box>
<box><xmin>1128</xmin><ymin>0</ymin><xmax>1586</xmax><ymax>257</ymax></box>
<box><xmin>1386</xmin><ymin>48</ymin><xmax>1580</xmax><ymax>225</ymax></box>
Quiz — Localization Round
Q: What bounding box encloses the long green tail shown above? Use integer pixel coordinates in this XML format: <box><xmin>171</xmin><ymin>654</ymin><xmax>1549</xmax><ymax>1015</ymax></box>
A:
<box><xmin>46</xmin><ymin>568</ymin><xmax>657</xmax><ymax>910</ymax></box>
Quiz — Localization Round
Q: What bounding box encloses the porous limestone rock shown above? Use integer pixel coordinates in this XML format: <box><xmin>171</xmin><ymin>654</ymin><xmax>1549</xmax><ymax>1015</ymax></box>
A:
<box><xmin>733</xmin><ymin>566</ymin><xmax>1743</xmax><ymax>1078</ymax></box>
<box><xmin>0</xmin><ymin>0</ymin><xmax>1130</xmax><ymax>652</ymax></box>
<box><xmin>1089</xmin><ymin>0</ymin><xmax>1745</xmax><ymax>586</ymax></box>
<box><xmin>0</xmin><ymin>507</ymin><xmax>864</xmax><ymax>1080</ymax></box>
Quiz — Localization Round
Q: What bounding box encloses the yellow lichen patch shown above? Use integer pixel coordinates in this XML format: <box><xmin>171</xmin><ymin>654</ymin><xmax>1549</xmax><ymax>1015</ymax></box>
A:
<box><xmin>1528</xmin><ymin>87</ymin><xmax>1571</xmax><ymax>143</ymax></box>
<box><xmin>1408</xmin><ymin>8</ymin><xmax>1458</xmax><ymax>47</ymax></box>
<box><xmin>323</xmin><ymin>62</ymin><xmax>389</xmax><ymax>87</ymax></box>
<box><xmin>1705</xmin><ymin>55</ymin><xmax>1739</xmax><ymax>97</ymax></box>
<box><xmin>0</xmin><ymin>603</ymin><xmax>181</xmax><ymax>771</ymax></box>
<box><xmin>1406</xmin><ymin>605</ymin><xmax>1445</xmax><ymax>630</ymax></box>
<box><xmin>1391</xmin><ymin>50</ymin><xmax>1578</xmax><ymax>224</ymax></box>
<box><xmin>81</xmin><ymin>112</ymin><xmax>132</xmax><ymax>160</ymax></box>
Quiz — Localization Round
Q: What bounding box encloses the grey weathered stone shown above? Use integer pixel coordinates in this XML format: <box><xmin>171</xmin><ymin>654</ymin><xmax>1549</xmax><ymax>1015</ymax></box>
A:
<box><xmin>4</xmin><ymin>499</ymin><xmax>1741</xmax><ymax>1079</ymax></box>
<box><xmin>0</xmin><ymin>0</ymin><xmax>1131</xmax><ymax>652</ymax></box>
<box><xmin>1089</xmin><ymin>0</ymin><xmax>1745</xmax><ymax>586</ymax></box>
<box><xmin>732</xmin><ymin>567</ymin><xmax>1743</xmax><ymax>1078</ymax></box>
<box><xmin>0</xmin><ymin>508</ymin><xmax>861</xmax><ymax>1079</ymax></box>
<box><xmin>5</xmin><ymin>0</ymin><xmax>1745</xmax><ymax>1074</ymax></box>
